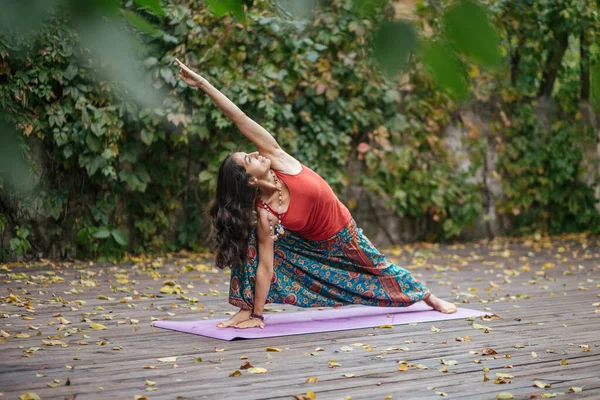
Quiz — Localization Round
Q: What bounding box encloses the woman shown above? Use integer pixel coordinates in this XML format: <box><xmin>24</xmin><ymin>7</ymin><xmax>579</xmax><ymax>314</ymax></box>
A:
<box><xmin>175</xmin><ymin>58</ymin><xmax>457</xmax><ymax>329</ymax></box>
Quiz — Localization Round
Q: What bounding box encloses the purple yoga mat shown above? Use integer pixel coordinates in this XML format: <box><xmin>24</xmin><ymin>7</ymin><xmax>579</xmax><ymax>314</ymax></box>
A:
<box><xmin>153</xmin><ymin>303</ymin><xmax>487</xmax><ymax>340</ymax></box>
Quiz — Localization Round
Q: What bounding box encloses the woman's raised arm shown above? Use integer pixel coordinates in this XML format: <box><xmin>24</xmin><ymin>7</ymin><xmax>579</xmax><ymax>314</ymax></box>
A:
<box><xmin>175</xmin><ymin>58</ymin><xmax>281</xmax><ymax>155</ymax></box>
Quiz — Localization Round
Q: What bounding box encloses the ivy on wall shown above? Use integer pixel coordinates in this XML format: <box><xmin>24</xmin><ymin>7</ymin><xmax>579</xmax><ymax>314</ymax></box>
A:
<box><xmin>1</xmin><ymin>0</ymin><xmax>598</xmax><ymax>261</ymax></box>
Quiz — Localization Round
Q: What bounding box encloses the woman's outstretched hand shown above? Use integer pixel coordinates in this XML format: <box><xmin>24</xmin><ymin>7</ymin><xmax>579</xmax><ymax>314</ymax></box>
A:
<box><xmin>175</xmin><ymin>58</ymin><xmax>205</xmax><ymax>88</ymax></box>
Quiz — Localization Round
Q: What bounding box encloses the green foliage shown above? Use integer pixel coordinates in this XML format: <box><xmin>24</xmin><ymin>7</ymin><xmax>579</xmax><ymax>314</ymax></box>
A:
<box><xmin>0</xmin><ymin>0</ymin><xmax>598</xmax><ymax>262</ymax></box>
<box><xmin>496</xmin><ymin>105</ymin><xmax>600</xmax><ymax>233</ymax></box>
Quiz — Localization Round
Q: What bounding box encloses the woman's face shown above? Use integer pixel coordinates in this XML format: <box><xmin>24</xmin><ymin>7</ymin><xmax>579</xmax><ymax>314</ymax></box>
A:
<box><xmin>232</xmin><ymin>151</ymin><xmax>271</xmax><ymax>183</ymax></box>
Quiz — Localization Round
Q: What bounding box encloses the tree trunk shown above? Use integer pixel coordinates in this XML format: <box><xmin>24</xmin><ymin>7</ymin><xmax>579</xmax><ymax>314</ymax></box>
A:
<box><xmin>538</xmin><ymin>31</ymin><xmax>570</xmax><ymax>98</ymax></box>
<box><xmin>581</xmin><ymin>30</ymin><xmax>590</xmax><ymax>100</ymax></box>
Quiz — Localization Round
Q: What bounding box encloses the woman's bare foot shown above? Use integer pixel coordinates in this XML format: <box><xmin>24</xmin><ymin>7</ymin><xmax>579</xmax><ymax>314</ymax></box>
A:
<box><xmin>424</xmin><ymin>294</ymin><xmax>457</xmax><ymax>314</ymax></box>
<box><xmin>217</xmin><ymin>309</ymin><xmax>252</xmax><ymax>328</ymax></box>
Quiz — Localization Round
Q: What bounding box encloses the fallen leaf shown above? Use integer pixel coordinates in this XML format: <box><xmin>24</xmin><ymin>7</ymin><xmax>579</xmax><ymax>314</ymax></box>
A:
<box><xmin>19</xmin><ymin>393</ymin><xmax>41</xmax><ymax>400</ymax></box>
<box><xmin>240</xmin><ymin>361</ymin><xmax>253</xmax><ymax>370</ymax></box>
<box><xmin>305</xmin><ymin>376</ymin><xmax>318</xmax><ymax>384</ymax></box>
<box><xmin>89</xmin><ymin>323</ymin><xmax>106</xmax><ymax>330</ymax></box>
<box><xmin>440</xmin><ymin>359</ymin><xmax>459</xmax><ymax>366</ymax></box>
<box><xmin>416</xmin><ymin>364</ymin><xmax>428</xmax><ymax>369</ymax></box>
<box><xmin>496</xmin><ymin>393</ymin><xmax>513</xmax><ymax>400</ymax></box>
<box><xmin>376</xmin><ymin>324</ymin><xmax>393</xmax><ymax>329</ymax></box>
<box><xmin>157</xmin><ymin>357</ymin><xmax>178</xmax><ymax>363</ymax></box>
<box><xmin>266</xmin><ymin>347</ymin><xmax>282</xmax><ymax>352</ymax></box>
<box><xmin>531</xmin><ymin>351</ymin><xmax>538</xmax><ymax>358</ymax></box>
<box><xmin>560</xmin><ymin>359</ymin><xmax>568</xmax><ymax>366</ymax></box>
<box><xmin>341</xmin><ymin>373</ymin><xmax>355</xmax><ymax>378</ymax></box>
<box><xmin>436</xmin><ymin>392</ymin><xmax>448</xmax><ymax>397</ymax></box>
<box><xmin>247</xmin><ymin>367</ymin><xmax>267</xmax><ymax>374</ymax></box>
<box><xmin>229</xmin><ymin>370</ymin><xmax>242</xmax><ymax>377</ymax></box>
<box><xmin>541</xmin><ymin>394</ymin><xmax>557</xmax><ymax>398</ymax></box>
<box><xmin>482</xmin><ymin>347</ymin><xmax>497</xmax><ymax>355</ymax></box>
<box><xmin>569</xmin><ymin>387</ymin><xmax>582</xmax><ymax>393</ymax></box>
<box><xmin>431</xmin><ymin>325</ymin><xmax>442</xmax><ymax>332</ymax></box>
<box><xmin>398</xmin><ymin>364</ymin><xmax>409</xmax><ymax>371</ymax></box>
<box><xmin>534</xmin><ymin>381</ymin><xmax>552</xmax><ymax>388</ymax></box>
<box><xmin>472</xmin><ymin>322</ymin><xmax>492</xmax><ymax>330</ymax></box>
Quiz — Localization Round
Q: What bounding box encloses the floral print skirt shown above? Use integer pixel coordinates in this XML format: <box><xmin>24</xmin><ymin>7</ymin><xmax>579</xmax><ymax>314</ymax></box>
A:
<box><xmin>228</xmin><ymin>219</ymin><xmax>430</xmax><ymax>310</ymax></box>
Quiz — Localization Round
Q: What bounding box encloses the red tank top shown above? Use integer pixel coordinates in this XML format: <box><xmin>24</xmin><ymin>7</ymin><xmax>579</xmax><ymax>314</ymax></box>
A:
<box><xmin>257</xmin><ymin>165</ymin><xmax>351</xmax><ymax>241</ymax></box>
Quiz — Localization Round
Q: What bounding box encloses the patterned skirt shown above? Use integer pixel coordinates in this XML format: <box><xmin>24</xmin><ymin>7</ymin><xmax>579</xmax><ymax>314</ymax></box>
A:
<box><xmin>228</xmin><ymin>219</ymin><xmax>430</xmax><ymax>310</ymax></box>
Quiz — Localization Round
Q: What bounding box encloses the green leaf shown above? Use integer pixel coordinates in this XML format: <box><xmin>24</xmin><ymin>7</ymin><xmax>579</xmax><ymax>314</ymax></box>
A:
<box><xmin>198</xmin><ymin>170</ymin><xmax>212</xmax><ymax>182</ymax></box>
<box><xmin>63</xmin><ymin>64</ymin><xmax>78</xmax><ymax>80</ymax></box>
<box><xmin>371</xmin><ymin>21</ymin><xmax>418</xmax><ymax>75</ymax></box>
<box><xmin>93</xmin><ymin>227</ymin><xmax>111</xmax><ymax>239</ymax></box>
<box><xmin>111</xmin><ymin>229</ymin><xmax>129</xmax><ymax>246</ymax></box>
<box><xmin>122</xmin><ymin>10</ymin><xmax>159</xmax><ymax>34</ymax></box>
<box><xmin>421</xmin><ymin>40</ymin><xmax>468</xmax><ymax>100</ymax></box>
<box><xmin>133</xmin><ymin>0</ymin><xmax>165</xmax><ymax>16</ymax></box>
<box><xmin>86</xmin><ymin>134</ymin><xmax>102</xmax><ymax>152</ymax></box>
<box><xmin>443</xmin><ymin>0</ymin><xmax>501</xmax><ymax>66</ymax></box>
<box><xmin>592</xmin><ymin>61</ymin><xmax>600</xmax><ymax>110</ymax></box>
<box><xmin>140</xmin><ymin>129</ymin><xmax>154</xmax><ymax>146</ymax></box>
<box><xmin>205</xmin><ymin>0</ymin><xmax>245</xmax><ymax>21</ymax></box>
<box><xmin>353</xmin><ymin>0</ymin><xmax>387</xmax><ymax>17</ymax></box>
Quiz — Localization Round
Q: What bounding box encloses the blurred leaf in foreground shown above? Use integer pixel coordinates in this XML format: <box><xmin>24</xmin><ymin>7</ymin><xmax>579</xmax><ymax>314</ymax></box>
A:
<box><xmin>443</xmin><ymin>0</ymin><xmax>502</xmax><ymax>66</ymax></box>
<box><xmin>205</xmin><ymin>0</ymin><xmax>246</xmax><ymax>21</ymax></box>
<box><xmin>0</xmin><ymin>118</ymin><xmax>34</xmax><ymax>194</ymax></box>
<box><xmin>421</xmin><ymin>40</ymin><xmax>468</xmax><ymax>100</ymax></box>
<box><xmin>372</xmin><ymin>21</ymin><xmax>418</xmax><ymax>76</ymax></box>
<box><xmin>277</xmin><ymin>0</ymin><xmax>316</xmax><ymax>20</ymax></box>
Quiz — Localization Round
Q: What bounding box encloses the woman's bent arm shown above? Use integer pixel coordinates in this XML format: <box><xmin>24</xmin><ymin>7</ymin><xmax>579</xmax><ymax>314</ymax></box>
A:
<box><xmin>253</xmin><ymin>208</ymin><xmax>275</xmax><ymax>317</ymax></box>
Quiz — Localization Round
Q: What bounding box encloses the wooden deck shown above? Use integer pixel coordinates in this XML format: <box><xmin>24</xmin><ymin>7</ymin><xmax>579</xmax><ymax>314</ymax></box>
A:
<box><xmin>1</xmin><ymin>235</ymin><xmax>599</xmax><ymax>399</ymax></box>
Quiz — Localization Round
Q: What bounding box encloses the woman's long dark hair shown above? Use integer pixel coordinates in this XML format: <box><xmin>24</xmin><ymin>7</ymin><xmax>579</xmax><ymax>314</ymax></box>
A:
<box><xmin>208</xmin><ymin>154</ymin><xmax>257</xmax><ymax>269</ymax></box>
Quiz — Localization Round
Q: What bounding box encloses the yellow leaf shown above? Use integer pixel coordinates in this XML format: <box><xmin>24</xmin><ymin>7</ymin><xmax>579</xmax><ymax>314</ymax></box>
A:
<box><xmin>157</xmin><ymin>356</ymin><xmax>178</xmax><ymax>363</ymax></box>
<box><xmin>229</xmin><ymin>370</ymin><xmax>242</xmax><ymax>377</ymax></box>
<box><xmin>431</xmin><ymin>325</ymin><xmax>442</xmax><ymax>332</ymax></box>
<box><xmin>496</xmin><ymin>393</ymin><xmax>513</xmax><ymax>400</ymax></box>
<box><xmin>472</xmin><ymin>322</ymin><xmax>491</xmax><ymax>330</ymax></box>
<box><xmin>341</xmin><ymin>373</ymin><xmax>355</xmax><ymax>378</ymax></box>
<box><xmin>534</xmin><ymin>381</ymin><xmax>551</xmax><ymax>388</ymax></box>
<box><xmin>19</xmin><ymin>393</ymin><xmax>41</xmax><ymax>400</ymax></box>
<box><xmin>416</xmin><ymin>364</ymin><xmax>428</xmax><ymax>369</ymax></box>
<box><xmin>541</xmin><ymin>394</ymin><xmax>557</xmax><ymax>398</ymax></box>
<box><xmin>307</xmin><ymin>391</ymin><xmax>316</xmax><ymax>400</ymax></box>
<box><xmin>89</xmin><ymin>323</ymin><xmax>107</xmax><ymax>330</ymax></box>
<box><xmin>266</xmin><ymin>347</ymin><xmax>282</xmax><ymax>352</ymax></box>
<box><xmin>531</xmin><ymin>351</ymin><xmax>538</xmax><ymax>358</ymax></box>
<box><xmin>560</xmin><ymin>359</ymin><xmax>568</xmax><ymax>366</ymax></box>
<box><xmin>14</xmin><ymin>333</ymin><xmax>30</xmax><ymax>338</ymax></box>
<box><xmin>247</xmin><ymin>367</ymin><xmax>267</xmax><ymax>374</ymax></box>
<box><xmin>305</xmin><ymin>376</ymin><xmax>318</xmax><ymax>384</ymax></box>
<box><xmin>496</xmin><ymin>373</ymin><xmax>514</xmax><ymax>379</ymax></box>
<box><xmin>145</xmin><ymin>380</ymin><xmax>156</xmax><ymax>386</ymax></box>
<box><xmin>569</xmin><ymin>387</ymin><xmax>582</xmax><ymax>393</ymax></box>
<box><xmin>376</xmin><ymin>324</ymin><xmax>393</xmax><ymax>329</ymax></box>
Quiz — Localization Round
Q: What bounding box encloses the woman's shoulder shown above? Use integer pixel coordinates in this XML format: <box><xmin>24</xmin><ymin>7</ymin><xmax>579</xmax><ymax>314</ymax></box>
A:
<box><xmin>270</xmin><ymin>150</ymin><xmax>302</xmax><ymax>175</ymax></box>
